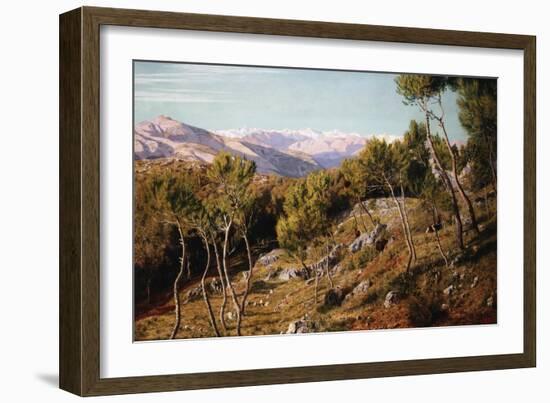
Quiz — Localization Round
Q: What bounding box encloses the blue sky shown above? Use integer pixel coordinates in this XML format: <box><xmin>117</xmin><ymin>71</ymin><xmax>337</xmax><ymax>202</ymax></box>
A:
<box><xmin>134</xmin><ymin>61</ymin><xmax>479</xmax><ymax>142</ymax></box>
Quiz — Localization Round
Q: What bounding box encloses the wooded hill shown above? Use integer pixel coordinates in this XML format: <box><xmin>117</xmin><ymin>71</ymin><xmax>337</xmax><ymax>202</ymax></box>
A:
<box><xmin>133</xmin><ymin>74</ymin><xmax>497</xmax><ymax>340</ymax></box>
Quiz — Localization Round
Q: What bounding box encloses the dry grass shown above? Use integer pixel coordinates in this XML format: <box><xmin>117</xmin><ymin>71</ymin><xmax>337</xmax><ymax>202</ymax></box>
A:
<box><xmin>135</xmin><ymin>191</ymin><xmax>497</xmax><ymax>341</ymax></box>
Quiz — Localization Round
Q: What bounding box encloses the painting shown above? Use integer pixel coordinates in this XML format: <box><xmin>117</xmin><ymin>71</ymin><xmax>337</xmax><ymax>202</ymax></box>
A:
<box><xmin>133</xmin><ymin>61</ymin><xmax>497</xmax><ymax>341</ymax></box>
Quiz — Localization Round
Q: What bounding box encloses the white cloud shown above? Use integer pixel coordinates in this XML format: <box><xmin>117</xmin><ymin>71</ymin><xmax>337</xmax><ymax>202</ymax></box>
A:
<box><xmin>134</xmin><ymin>64</ymin><xmax>286</xmax><ymax>85</ymax></box>
<box><xmin>134</xmin><ymin>90</ymin><xmax>235</xmax><ymax>104</ymax></box>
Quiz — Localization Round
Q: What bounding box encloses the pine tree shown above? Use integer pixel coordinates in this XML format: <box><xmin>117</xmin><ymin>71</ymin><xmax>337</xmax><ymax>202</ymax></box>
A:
<box><xmin>395</xmin><ymin>75</ymin><xmax>471</xmax><ymax>248</ymax></box>
<box><xmin>207</xmin><ymin>151</ymin><xmax>256</xmax><ymax>336</ymax></box>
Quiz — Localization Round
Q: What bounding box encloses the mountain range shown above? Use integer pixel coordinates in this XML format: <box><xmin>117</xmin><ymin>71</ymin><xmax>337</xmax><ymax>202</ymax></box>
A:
<box><xmin>134</xmin><ymin>116</ymin><xmax>398</xmax><ymax>177</ymax></box>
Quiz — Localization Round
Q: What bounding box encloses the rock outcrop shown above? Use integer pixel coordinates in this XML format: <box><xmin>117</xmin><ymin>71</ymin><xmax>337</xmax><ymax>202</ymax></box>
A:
<box><xmin>384</xmin><ymin>291</ymin><xmax>400</xmax><ymax>308</ymax></box>
<box><xmin>285</xmin><ymin>318</ymin><xmax>315</xmax><ymax>334</ymax></box>
<box><xmin>349</xmin><ymin>223</ymin><xmax>387</xmax><ymax>253</ymax></box>
<box><xmin>257</xmin><ymin>249</ymin><xmax>284</xmax><ymax>266</ymax></box>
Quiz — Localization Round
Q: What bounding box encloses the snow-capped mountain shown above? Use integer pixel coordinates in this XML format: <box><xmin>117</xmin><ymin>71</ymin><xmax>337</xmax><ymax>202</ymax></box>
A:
<box><xmin>213</xmin><ymin>128</ymin><xmax>399</xmax><ymax>168</ymax></box>
<box><xmin>134</xmin><ymin>116</ymin><xmax>400</xmax><ymax>175</ymax></box>
<box><xmin>134</xmin><ymin>116</ymin><xmax>321</xmax><ymax>177</ymax></box>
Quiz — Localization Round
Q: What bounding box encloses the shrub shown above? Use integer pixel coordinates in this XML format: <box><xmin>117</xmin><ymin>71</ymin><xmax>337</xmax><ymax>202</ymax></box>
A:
<box><xmin>389</xmin><ymin>272</ymin><xmax>414</xmax><ymax>296</ymax></box>
<box><xmin>343</xmin><ymin>258</ymin><xmax>356</xmax><ymax>272</ymax></box>
<box><xmin>354</xmin><ymin>246</ymin><xmax>378</xmax><ymax>268</ymax></box>
<box><xmin>408</xmin><ymin>297</ymin><xmax>433</xmax><ymax>327</ymax></box>
<box><xmin>362</xmin><ymin>290</ymin><xmax>378</xmax><ymax>305</ymax></box>
<box><xmin>408</xmin><ymin>293</ymin><xmax>445</xmax><ymax>327</ymax></box>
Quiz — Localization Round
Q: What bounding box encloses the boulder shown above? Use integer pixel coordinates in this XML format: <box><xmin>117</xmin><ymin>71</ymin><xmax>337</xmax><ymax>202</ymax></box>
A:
<box><xmin>257</xmin><ymin>250</ymin><xmax>282</xmax><ymax>266</ymax></box>
<box><xmin>349</xmin><ymin>224</ymin><xmax>387</xmax><ymax>253</ymax></box>
<box><xmin>286</xmin><ymin>319</ymin><xmax>311</xmax><ymax>334</ymax></box>
<box><xmin>355</xmin><ymin>279</ymin><xmax>372</xmax><ymax>294</ymax></box>
<box><xmin>278</xmin><ymin>267</ymin><xmax>303</xmax><ymax>281</ymax></box>
<box><xmin>346</xmin><ymin>279</ymin><xmax>371</xmax><ymax>300</ymax></box>
<box><xmin>313</xmin><ymin>244</ymin><xmax>343</xmax><ymax>270</ymax></box>
<box><xmin>384</xmin><ymin>291</ymin><xmax>400</xmax><ymax>308</ymax></box>
<box><xmin>344</xmin><ymin>281</ymin><xmax>371</xmax><ymax>303</ymax></box>
<box><xmin>349</xmin><ymin>234</ymin><xmax>368</xmax><ymax>253</ymax></box>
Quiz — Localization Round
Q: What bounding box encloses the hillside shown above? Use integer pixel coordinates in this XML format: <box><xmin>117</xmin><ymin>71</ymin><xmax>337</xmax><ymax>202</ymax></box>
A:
<box><xmin>134</xmin><ymin>116</ymin><xmax>321</xmax><ymax>177</ymax></box>
<box><xmin>215</xmin><ymin>127</ymin><xmax>399</xmax><ymax>168</ymax></box>
<box><xmin>135</xmin><ymin>116</ymin><xmax>399</xmax><ymax>174</ymax></box>
<box><xmin>135</xmin><ymin>175</ymin><xmax>497</xmax><ymax>340</ymax></box>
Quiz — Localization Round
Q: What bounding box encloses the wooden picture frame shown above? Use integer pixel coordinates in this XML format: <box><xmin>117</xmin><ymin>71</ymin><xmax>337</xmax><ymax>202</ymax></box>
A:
<box><xmin>59</xmin><ymin>6</ymin><xmax>536</xmax><ymax>396</ymax></box>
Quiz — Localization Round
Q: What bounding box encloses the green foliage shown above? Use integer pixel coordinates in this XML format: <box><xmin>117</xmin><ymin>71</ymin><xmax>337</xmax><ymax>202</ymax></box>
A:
<box><xmin>395</xmin><ymin>74</ymin><xmax>449</xmax><ymax>106</ymax></box>
<box><xmin>134</xmin><ymin>176</ymin><xmax>171</xmax><ymax>270</ymax></box>
<box><xmin>456</xmin><ymin>78</ymin><xmax>497</xmax><ymax>189</ymax></box>
<box><xmin>326</xmin><ymin>169</ymin><xmax>355</xmax><ymax>215</ymax></box>
<box><xmin>276</xmin><ymin>171</ymin><xmax>334</xmax><ymax>263</ymax></box>
<box><xmin>151</xmin><ymin>171</ymin><xmax>205</xmax><ymax>231</ymax></box>
<box><xmin>396</xmin><ymin>73</ymin><xmax>496</xmax><ymax>192</ymax></box>
<box><xmin>206</xmin><ymin>151</ymin><xmax>257</xmax><ymax>218</ymax></box>
<box><xmin>341</xmin><ymin>157</ymin><xmax>369</xmax><ymax>201</ymax></box>
<box><xmin>457</xmin><ymin>79</ymin><xmax>497</xmax><ymax>138</ymax></box>
<box><xmin>354</xmin><ymin>246</ymin><xmax>378</xmax><ymax>268</ymax></box>
<box><xmin>357</xmin><ymin>137</ymin><xmax>400</xmax><ymax>190</ymax></box>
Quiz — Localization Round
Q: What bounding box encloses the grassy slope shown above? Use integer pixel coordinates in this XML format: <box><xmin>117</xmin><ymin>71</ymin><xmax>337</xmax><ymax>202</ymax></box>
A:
<box><xmin>135</xmin><ymin>187</ymin><xmax>497</xmax><ymax>341</ymax></box>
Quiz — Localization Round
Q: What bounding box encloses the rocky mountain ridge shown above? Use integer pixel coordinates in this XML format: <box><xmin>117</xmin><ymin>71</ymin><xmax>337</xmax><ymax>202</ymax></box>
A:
<box><xmin>135</xmin><ymin>116</ymin><xmax>399</xmax><ymax>175</ymax></box>
<box><xmin>134</xmin><ymin>115</ymin><xmax>320</xmax><ymax>177</ymax></box>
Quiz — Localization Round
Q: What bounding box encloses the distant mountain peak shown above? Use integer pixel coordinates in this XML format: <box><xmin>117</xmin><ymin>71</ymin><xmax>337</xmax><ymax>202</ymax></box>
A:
<box><xmin>212</xmin><ymin>127</ymin><xmax>399</xmax><ymax>168</ymax></box>
<box><xmin>134</xmin><ymin>117</ymin><xmax>322</xmax><ymax>177</ymax></box>
<box><xmin>136</xmin><ymin>117</ymin><xmax>400</xmax><ymax>171</ymax></box>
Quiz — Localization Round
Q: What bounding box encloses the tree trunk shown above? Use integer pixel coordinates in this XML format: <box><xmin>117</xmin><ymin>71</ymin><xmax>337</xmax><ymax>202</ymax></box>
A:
<box><xmin>299</xmin><ymin>259</ymin><xmax>311</xmax><ymax>280</ymax></box>
<box><xmin>484</xmin><ymin>131</ymin><xmax>498</xmax><ymax>194</ymax></box>
<box><xmin>325</xmin><ymin>241</ymin><xmax>334</xmax><ymax>288</ymax></box>
<box><xmin>484</xmin><ymin>187</ymin><xmax>490</xmax><ymax>218</ymax></box>
<box><xmin>314</xmin><ymin>269</ymin><xmax>320</xmax><ymax>304</ymax></box>
<box><xmin>357</xmin><ymin>197</ymin><xmax>374</xmax><ymax>230</ymax></box>
<box><xmin>358</xmin><ymin>197</ymin><xmax>376</xmax><ymax>228</ymax></box>
<box><xmin>400</xmin><ymin>182</ymin><xmax>417</xmax><ymax>262</ymax></box>
<box><xmin>199</xmin><ymin>232</ymin><xmax>220</xmax><ymax>337</ymax></box>
<box><xmin>352</xmin><ymin>213</ymin><xmax>363</xmax><ymax>234</ymax></box>
<box><xmin>239</xmin><ymin>232</ymin><xmax>254</xmax><ymax>315</ymax></box>
<box><xmin>210</xmin><ymin>231</ymin><xmax>228</xmax><ymax>333</ymax></box>
<box><xmin>431</xmin><ymin>202</ymin><xmax>449</xmax><ymax>267</ymax></box>
<box><xmin>437</xmin><ymin>117</ymin><xmax>480</xmax><ymax>235</ymax></box>
<box><xmin>169</xmin><ymin>222</ymin><xmax>186</xmax><ymax>340</ymax></box>
<box><xmin>385</xmin><ymin>177</ymin><xmax>413</xmax><ymax>273</ymax></box>
<box><xmin>186</xmin><ymin>257</ymin><xmax>191</xmax><ymax>279</ymax></box>
<box><xmin>425</xmin><ymin>115</ymin><xmax>465</xmax><ymax>250</ymax></box>
<box><xmin>221</xmin><ymin>218</ymin><xmax>242</xmax><ymax>336</ymax></box>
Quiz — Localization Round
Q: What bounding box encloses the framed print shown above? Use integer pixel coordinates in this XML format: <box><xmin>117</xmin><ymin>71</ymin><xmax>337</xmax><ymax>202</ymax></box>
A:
<box><xmin>59</xmin><ymin>6</ymin><xmax>536</xmax><ymax>396</ymax></box>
